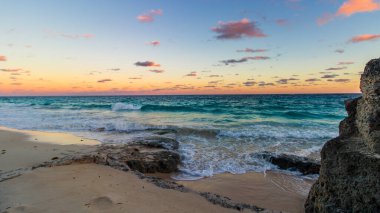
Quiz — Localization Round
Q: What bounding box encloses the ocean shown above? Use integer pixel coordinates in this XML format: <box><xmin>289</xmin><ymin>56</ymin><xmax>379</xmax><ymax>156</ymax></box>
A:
<box><xmin>0</xmin><ymin>94</ymin><xmax>359</xmax><ymax>180</ymax></box>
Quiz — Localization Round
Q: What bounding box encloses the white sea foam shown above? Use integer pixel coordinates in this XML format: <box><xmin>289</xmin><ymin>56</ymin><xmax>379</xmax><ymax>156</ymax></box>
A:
<box><xmin>111</xmin><ymin>103</ymin><xmax>141</xmax><ymax>111</ymax></box>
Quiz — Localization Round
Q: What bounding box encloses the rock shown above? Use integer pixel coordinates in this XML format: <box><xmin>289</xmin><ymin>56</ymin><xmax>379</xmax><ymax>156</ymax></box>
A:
<box><xmin>132</xmin><ymin>136</ymin><xmax>179</xmax><ymax>150</ymax></box>
<box><xmin>257</xmin><ymin>152</ymin><xmax>320</xmax><ymax>175</ymax></box>
<box><xmin>96</xmin><ymin>142</ymin><xmax>180</xmax><ymax>173</ymax></box>
<box><xmin>305</xmin><ymin>58</ymin><xmax>380</xmax><ymax>212</ymax></box>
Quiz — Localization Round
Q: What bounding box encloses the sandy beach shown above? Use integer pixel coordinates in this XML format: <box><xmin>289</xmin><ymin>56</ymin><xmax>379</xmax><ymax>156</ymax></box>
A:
<box><xmin>0</xmin><ymin>127</ymin><xmax>313</xmax><ymax>213</ymax></box>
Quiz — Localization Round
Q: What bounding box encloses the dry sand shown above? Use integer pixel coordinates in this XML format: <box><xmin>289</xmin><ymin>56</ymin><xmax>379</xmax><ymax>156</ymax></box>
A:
<box><xmin>0</xmin><ymin>126</ymin><xmax>313</xmax><ymax>212</ymax></box>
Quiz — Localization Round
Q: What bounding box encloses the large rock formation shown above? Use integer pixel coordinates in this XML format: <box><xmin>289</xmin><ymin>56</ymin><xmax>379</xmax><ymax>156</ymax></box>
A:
<box><xmin>305</xmin><ymin>58</ymin><xmax>380</xmax><ymax>212</ymax></box>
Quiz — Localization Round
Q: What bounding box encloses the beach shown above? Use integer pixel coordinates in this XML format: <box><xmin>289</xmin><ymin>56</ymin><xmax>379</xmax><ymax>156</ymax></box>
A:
<box><xmin>0</xmin><ymin>127</ymin><xmax>313</xmax><ymax>212</ymax></box>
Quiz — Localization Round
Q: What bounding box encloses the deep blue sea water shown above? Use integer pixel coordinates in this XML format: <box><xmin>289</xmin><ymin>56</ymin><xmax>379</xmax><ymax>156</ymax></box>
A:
<box><xmin>0</xmin><ymin>94</ymin><xmax>360</xmax><ymax>179</ymax></box>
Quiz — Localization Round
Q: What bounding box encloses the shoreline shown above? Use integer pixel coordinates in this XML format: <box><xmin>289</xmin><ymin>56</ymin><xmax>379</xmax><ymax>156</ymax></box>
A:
<box><xmin>0</xmin><ymin>126</ymin><xmax>313</xmax><ymax>212</ymax></box>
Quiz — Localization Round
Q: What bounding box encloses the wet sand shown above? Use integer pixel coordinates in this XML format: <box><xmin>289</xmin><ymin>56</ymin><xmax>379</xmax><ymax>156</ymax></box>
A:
<box><xmin>179</xmin><ymin>172</ymin><xmax>314</xmax><ymax>213</ymax></box>
<box><xmin>0</xmin><ymin>126</ymin><xmax>313</xmax><ymax>212</ymax></box>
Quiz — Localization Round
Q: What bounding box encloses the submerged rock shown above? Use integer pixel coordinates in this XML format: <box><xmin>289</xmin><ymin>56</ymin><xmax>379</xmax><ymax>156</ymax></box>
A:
<box><xmin>305</xmin><ymin>58</ymin><xmax>380</xmax><ymax>212</ymax></box>
<box><xmin>258</xmin><ymin>152</ymin><xmax>320</xmax><ymax>175</ymax></box>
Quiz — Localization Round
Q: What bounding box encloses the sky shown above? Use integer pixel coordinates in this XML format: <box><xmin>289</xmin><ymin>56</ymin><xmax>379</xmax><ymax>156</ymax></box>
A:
<box><xmin>1</xmin><ymin>0</ymin><xmax>380</xmax><ymax>96</ymax></box>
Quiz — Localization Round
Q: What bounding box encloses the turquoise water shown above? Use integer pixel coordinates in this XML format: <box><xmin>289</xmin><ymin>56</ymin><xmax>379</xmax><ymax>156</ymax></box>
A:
<box><xmin>0</xmin><ymin>94</ymin><xmax>359</xmax><ymax>179</ymax></box>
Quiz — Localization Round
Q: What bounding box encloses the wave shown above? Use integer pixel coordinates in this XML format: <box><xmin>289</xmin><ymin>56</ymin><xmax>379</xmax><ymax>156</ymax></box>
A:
<box><xmin>111</xmin><ymin>103</ymin><xmax>141</xmax><ymax>111</ymax></box>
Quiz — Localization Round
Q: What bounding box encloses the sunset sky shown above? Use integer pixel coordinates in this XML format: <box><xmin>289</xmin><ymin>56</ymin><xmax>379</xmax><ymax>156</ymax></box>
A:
<box><xmin>1</xmin><ymin>0</ymin><xmax>380</xmax><ymax>96</ymax></box>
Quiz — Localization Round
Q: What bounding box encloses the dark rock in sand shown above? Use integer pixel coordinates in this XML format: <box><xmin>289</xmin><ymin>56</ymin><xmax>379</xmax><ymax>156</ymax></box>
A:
<box><xmin>258</xmin><ymin>152</ymin><xmax>320</xmax><ymax>175</ymax></box>
<box><xmin>305</xmin><ymin>58</ymin><xmax>380</xmax><ymax>212</ymax></box>
<box><xmin>132</xmin><ymin>136</ymin><xmax>179</xmax><ymax>150</ymax></box>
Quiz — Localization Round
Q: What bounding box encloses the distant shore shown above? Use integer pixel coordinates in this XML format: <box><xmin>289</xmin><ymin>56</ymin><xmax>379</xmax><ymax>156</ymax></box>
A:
<box><xmin>0</xmin><ymin>126</ymin><xmax>313</xmax><ymax>212</ymax></box>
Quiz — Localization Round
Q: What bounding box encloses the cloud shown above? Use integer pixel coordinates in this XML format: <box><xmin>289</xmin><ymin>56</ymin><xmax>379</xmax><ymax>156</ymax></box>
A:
<box><xmin>275</xmin><ymin>19</ymin><xmax>289</xmax><ymax>26</ymax></box>
<box><xmin>337</xmin><ymin>0</ymin><xmax>380</xmax><ymax>16</ymax></box>
<box><xmin>129</xmin><ymin>77</ymin><xmax>142</xmax><ymax>80</ymax></box>
<box><xmin>321</xmin><ymin>74</ymin><xmax>339</xmax><ymax>78</ymax></box>
<box><xmin>149</xmin><ymin>69</ymin><xmax>164</xmax><ymax>73</ymax></box>
<box><xmin>305</xmin><ymin>78</ymin><xmax>321</xmax><ymax>82</ymax></box>
<box><xmin>317</xmin><ymin>13</ymin><xmax>335</xmax><ymax>26</ymax></box>
<box><xmin>0</xmin><ymin>55</ymin><xmax>6</xmax><ymax>61</ymax></box>
<box><xmin>108</xmin><ymin>68</ymin><xmax>120</xmax><ymax>71</ymax></box>
<box><xmin>97</xmin><ymin>79</ymin><xmax>112</xmax><ymax>83</ymax></box>
<box><xmin>338</xmin><ymin>61</ymin><xmax>354</xmax><ymax>65</ymax></box>
<box><xmin>348</xmin><ymin>34</ymin><xmax>380</xmax><ymax>43</ymax></box>
<box><xmin>61</xmin><ymin>33</ymin><xmax>94</xmax><ymax>39</ymax></box>
<box><xmin>0</xmin><ymin>68</ymin><xmax>22</xmax><ymax>72</ymax></box>
<box><xmin>147</xmin><ymin>41</ymin><xmax>160</xmax><ymax>46</ymax></box>
<box><xmin>135</xmin><ymin>61</ymin><xmax>161</xmax><ymax>67</ymax></box>
<box><xmin>317</xmin><ymin>0</ymin><xmax>380</xmax><ymax>25</ymax></box>
<box><xmin>258</xmin><ymin>82</ymin><xmax>275</xmax><ymax>87</ymax></box>
<box><xmin>325</xmin><ymin>67</ymin><xmax>347</xmax><ymax>71</ymax></box>
<box><xmin>335</xmin><ymin>49</ymin><xmax>345</xmax><ymax>54</ymax></box>
<box><xmin>137</xmin><ymin>9</ymin><xmax>163</xmax><ymax>23</ymax></box>
<box><xmin>334</xmin><ymin>79</ymin><xmax>351</xmax><ymax>83</ymax></box>
<box><xmin>211</xmin><ymin>18</ymin><xmax>266</xmax><ymax>40</ymax></box>
<box><xmin>236</xmin><ymin>48</ymin><xmax>268</xmax><ymax>53</ymax></box>
<box><xmin>221</xmin><ymin>56</ymin><xmax>270</xmax><ymax>65</ymax></box>
<box><xmin>276</xmin><ymin>78</ymin><xmax>298</xmax><ymax>84</ymax></box>
<box><xmin>184</xmin><ymin>71</ymin><xmax>197</xmax><ymax>77</ymax></box>
<box><xmin>243</xmin><ymin>81</ymin><xmax>256</xmax><ymax>87</ymax></box>
<box><xmin>208</xmin><ymin>75</ymin><xmax>221</xmax><ymax>78</ymax></box>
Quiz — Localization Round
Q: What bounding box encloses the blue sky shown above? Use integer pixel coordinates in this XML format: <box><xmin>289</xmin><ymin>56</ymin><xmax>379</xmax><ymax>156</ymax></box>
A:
<box><xmin>1</xmin><ymin>0</ymin><xmax>380</xmax><ymax>95</ymax></box>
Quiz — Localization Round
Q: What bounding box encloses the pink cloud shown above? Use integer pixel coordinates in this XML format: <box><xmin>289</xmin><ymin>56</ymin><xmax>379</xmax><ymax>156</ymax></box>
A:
<box><xmin>211</xmin><ymin>18</ymin><xmax>266</xmax><ymax>39</ymax></box>
<box><xmin>349</xmin><ymin>34</ymin><xmax>380</xmax><ymax>43</ymax></box>
<box><xmin>147</xmin><ymin>41</ymin><xmax>160</xmax><ymax>46</ymax></box>
<box><xmin>137</xmin><ymin>9</ymin><xmax>163</xmax><ymax>23</ymax></box>
<box><xmin>317</xmin><ymin>13</ymin><xmax>335</xmax><ymax>26</ymax></box>
<box><xmin>337</xmin><ymin>0</ymin><xmax>380</xmax><ymax>16</ymax></box>
<box><xmin>82</xmin><ymin>34</ymin><xmax>95</xmax><ymax>39</ymax></box>
<box><xmin>135</xmin><ymin>61</ymin><xmax>161</xmax><ymax>67</ymax></box>
<box><xmin>0</xmin><ymin>55</ymin><xmax>6</xmax><ymax>61</ymax></box>
<box><xmin>275</xmin><ymin>19</ymin><xmax>289</xmax><ymax>26</ymax></box>
<box><xmin>318</xmin><ymin>0</ymin><xmax>380</xmax><ymax>25</ymax></box>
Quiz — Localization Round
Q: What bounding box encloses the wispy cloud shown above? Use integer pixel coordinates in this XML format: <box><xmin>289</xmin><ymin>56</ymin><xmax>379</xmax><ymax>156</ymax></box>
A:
<box><xmin>348</xmin><ymin>34</ymin><xmax>380</xmax><ymax>43</ymax></box>
<box><xmin>321</xmin><ymin>74</ymin><xmax>339</xmax><ymax>78</ymax></box>
<box><xmin>135</xmin><ymin>61</ymin><xmax>161</xmax><ymax>67</ymax></box>
<box><xmin>184</xmin><ymin>71</ymin><xmax>197</xmax><ymax>77</ymax></box>
<box><xmin>147</xmin><ymin>41</ymin><xmax>160</xmax><ymax>46</ymax></box>
<box><xmin>148</xmin><ymin>69</ymin><xmax>164</xmax><ymax>73</ymax></box>
<box><xmin>212</xmin><ymin>18</ymin><xmax>266</xmax><ymax>40</ymax></box>
<box><xmin>0</xmin><ymin>68</ymin><xmax>22</xmax><ymax>72</ymax></box>
<box><xmin>221</xmin><ymin>56</ymin><xmax>270</xmax><ymax>65</ymax></box>
<box><xmin>325</xmin><ymin>67</ymin><xmax>347</xmax><ymax>71</ymax></box>
<box><xmin>236</xmin><ymin>48</ymin><xmax>268</xmax><ymax>53</ymax></box>
<box><xmin>275</xmin><ymin>19</ymin><xmax>289</xmax><ymax>26</ymax></box>
<box><xmin>305</xmin><ymin>78</ymin><xmax>321</xmax><ymax>82</ymax></box>
<box><xmin>0</xmin><ymin>55</ymin><xmax>6</xmax><ymax>61</ymax></box>
<box><xmin>317</xmin><ymin>13</ymin><xmax>335</xmax><ymax>26</ymax></box>
<box><xmin>335</xmin><ymin>49</ymin><xmax>345</xmax><ymax>54</ymax></box>
<box><xmin>243</xmin><ymin>81</ymin><xmax>256</xmax><ymax>86</ymax></box>
<box><xmin>137</xmin><ymin>9</ymin><xmax>163</xmax><ymax>23</ymax></box>
<box><xmin>334</xmin><ymin>79</ymin><xmax>351</xmax><ymax>83</ymax></box>
<box><xmin>338</xmin><ymin>61</ymin><xmax>354</xmax><ymax>65</ymax></box>
<box><xmin>97</xmin><ymin>79</ymin><xmax>112</xmax><ymax>83</ymax></box>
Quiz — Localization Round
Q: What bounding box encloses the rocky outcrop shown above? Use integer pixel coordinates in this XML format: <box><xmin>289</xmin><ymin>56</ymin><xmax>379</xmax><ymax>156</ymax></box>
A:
<box><xmin>257</xmin><ymin>152</ymin><xmax>320</xmax><ymax>175</ymax></box>
<box><xmin>305</xmin><ymin>58</ymin><xmax>380</xmax><ymax>212</ymax></box>
<box><xmin>35</xmin><ymin>135</ymin><xmax>181</xmax><ymax>174</ymax></box>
